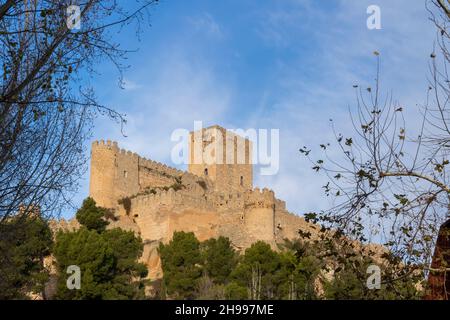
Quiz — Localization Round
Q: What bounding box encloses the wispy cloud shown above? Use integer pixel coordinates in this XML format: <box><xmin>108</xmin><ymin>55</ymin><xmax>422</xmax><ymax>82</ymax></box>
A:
<box><xmin>120</xmin><ymin>78</ymin><xmax>142</xmax><ymax>91</ymax></box>
<box><xmin>94</xmin><ymin>52</ymin><xmax>232</xmax><ymax>166</ymax></box>
<box><xmin>187</xmin><ymin>12</ymin><xmax>223</xmax><ymax>39</ymax></box>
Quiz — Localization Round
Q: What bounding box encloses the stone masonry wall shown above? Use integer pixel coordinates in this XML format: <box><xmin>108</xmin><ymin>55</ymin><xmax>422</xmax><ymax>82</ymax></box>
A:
<box><xmin>88</xmin><ymin>136</ymin><xmax>324</xmax><ymax>281</ymax></box>
<box><xmin>90</xmin><ymin>140</ymin><xmax>189</xmax><ymax>209</ymax></box>
<box><xmin>188</xmin><ymin>126</ymin><xmax>253</xmax><ymax>194</ymax></box>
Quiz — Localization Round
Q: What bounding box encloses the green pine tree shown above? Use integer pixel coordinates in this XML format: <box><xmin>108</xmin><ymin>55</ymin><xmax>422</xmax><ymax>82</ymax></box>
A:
<box><xmin>75</xmin><ymin>197</ymin><xmax>109</xmax><ymax>232</ymax></box>
<box><xmin>54</xmin><ymin>198</ymin><xmax>147</xmax><ymax>300</ymax></box>
<box><xmin>159</xmin><ymin>231</ymin><xmax>203</xmax><ymax>299</ymax></box>
<box><xmin>201</xmin><ymin>236</ymin><xmax>237</xmax><ymax>284</ymax></box>
<box><xmin>0</xmin><ymin>215</ymin><xmax>53</xmax><ymax>299</ymax></box>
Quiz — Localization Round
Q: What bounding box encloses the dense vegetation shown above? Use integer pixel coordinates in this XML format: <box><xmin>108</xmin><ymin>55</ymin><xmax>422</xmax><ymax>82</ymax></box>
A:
<box><xmin>159</xmin><ymin>231</ymin><xmax>423</xmax><ymax>300</ymax></box>
<box><xmin>0</xmin><ymin>198</ymin><xmax>423</xmax><ymax>300</ymax></box>
<box><xmin>53</xmin><ymin>198</ymin><xmax>148</xmax><ymax>299</ymax></box>
<box><xmin>0</xmin><ymin>213</ymin><xmax>53</xmax><ymax>299</ymax></box>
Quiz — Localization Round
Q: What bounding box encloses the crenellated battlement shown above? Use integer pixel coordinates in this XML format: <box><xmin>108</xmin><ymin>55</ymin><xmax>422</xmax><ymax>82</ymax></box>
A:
<box><xmin>130</xmin><ymin>187</ymin><xmax>215</xmax><ymax>215</ymax></box>
<box><xmin>87</xmin><ymin>131</ymin><xmax>334</xmax><ymax>279</ymax></box>
<box><xmin>90</xmin><ymin>138</ymin><xmax>278</xmax><ymax>216</ymax></box>
<box><xmin>244</xmin><ymin>187</ymin><xmax>276</xmax><ymax>209</ymax></box>
<box><xmin>92</xmin><ymin>140</ymin><xmax>141</xmax><ymax>160</ymax></box>
<box><xmin>92</xmin><ymin>139</ymin><xmax>119</xmax><ymax>150</ymax></box>
<box><xmin>138</xmin><ymin>155</ymin><xmax>185</xmax><ymax>179</ymax></box>
<box><xmin>90</xmin><ymin>139</ymin><xmax>211</xmax><ymax>209</ymax></box>
<box><xmin>92</xmin><ymin>139</ymin><xmax>204</xmax><ymax>181</ymax></box>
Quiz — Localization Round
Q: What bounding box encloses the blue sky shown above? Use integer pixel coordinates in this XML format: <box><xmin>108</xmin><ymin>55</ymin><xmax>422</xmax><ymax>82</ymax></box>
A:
<box><xmin>68</xmin><ymin>0</ymin><xmax>437</xmax><ymax>219</ymax></box>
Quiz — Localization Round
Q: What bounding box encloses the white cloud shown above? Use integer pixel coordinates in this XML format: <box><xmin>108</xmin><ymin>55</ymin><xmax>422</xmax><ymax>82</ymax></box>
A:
<box><xmin>94</xmin><ymin>52</ymin><xmax>232</xmax><ymax>169</ymax></box>
<box><xmin>188</xmin><ymin>12</ymin><xmax>223</xmax><ymax>38</ymax></box>
<box><xmin>120</xmin><ymin>78</ymin><xmax>142</xmax><ymax>91</ymax></box>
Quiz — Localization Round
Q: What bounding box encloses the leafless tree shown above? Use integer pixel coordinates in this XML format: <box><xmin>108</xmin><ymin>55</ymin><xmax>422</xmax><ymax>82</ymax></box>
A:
<box><xmin>300</xmin><ymin>0</ymin><xmax>450</xmax><ymax>279</ymax></box>
<box><xmin>0</xmin><ymin>0</ymin><xmax>159</xmax><ymax>224</ymax></box>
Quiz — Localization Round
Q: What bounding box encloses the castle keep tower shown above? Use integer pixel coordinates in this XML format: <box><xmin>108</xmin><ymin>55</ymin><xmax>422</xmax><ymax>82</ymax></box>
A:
<box><xmin>188</xmin><ymin>125</ymin><xmax>253</xmax><ymax>194</ymax></box>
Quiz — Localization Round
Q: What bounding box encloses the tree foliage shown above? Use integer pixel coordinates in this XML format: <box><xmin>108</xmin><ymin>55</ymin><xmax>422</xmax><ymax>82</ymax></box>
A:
<box><xmin>76</xmin><ymin>197</ymin><xmax>108</xmax><ymax>232</ymax></box>
<box><xmin>158</xmin><ymin>232</ymin><xmax>419</xmax><ymax>300</ymax></box>
<box><xmin>0</xmin><ymin>214</ymin><xmax>53</xmax><ymax>299</ymax></box>
<box><xmin>201</xmin><ymin>236</ymin><xmax>237</xmax><ymax>285</ymax></box>
<box><xmin>229</xmin><ymin>241</ymin><xmax>321</xmax><ymax>300</ymax></box>
<box><xmin>159</xmin><ymin>231</ymin><xmax>203</xmax><ymax>299</ymax></box>
<box><xmin>54</xmin><ymin>198</ymin><xmax>147</xmax><ymax>299</ymax></box>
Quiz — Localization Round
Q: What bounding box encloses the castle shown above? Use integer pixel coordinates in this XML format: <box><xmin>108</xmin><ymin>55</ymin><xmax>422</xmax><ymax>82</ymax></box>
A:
<box><xmin>87</xmin><ymin>125</ymin><xmax>318</xmax><ymax>279</ymax></box>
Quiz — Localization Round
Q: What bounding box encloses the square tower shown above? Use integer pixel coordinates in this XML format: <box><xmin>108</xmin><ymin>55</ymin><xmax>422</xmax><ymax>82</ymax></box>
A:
<box><xmin>188</xmin><ymin>125</ymin><xmax>253</xmax><ymax>193</ymax></box>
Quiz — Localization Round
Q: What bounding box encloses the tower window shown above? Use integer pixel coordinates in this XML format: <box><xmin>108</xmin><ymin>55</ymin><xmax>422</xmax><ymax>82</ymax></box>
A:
<box><xmin>240</xmin><ymin>176</ymin><xmax>244</xmax><ymax>186</ymax></box>
<box><xmin>204</xmin><ymin>168</ymin><xmax>208</xmax><ymax>176</ymax></box>
<box><xmin>124</xmin><ymin>170</ymin><xmax>128</xmax><ymax>178</ymax></box>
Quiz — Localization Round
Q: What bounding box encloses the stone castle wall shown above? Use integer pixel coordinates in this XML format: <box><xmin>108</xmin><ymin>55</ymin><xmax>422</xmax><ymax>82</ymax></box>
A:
<box><xmin>88</xmin><ymin>133</ymin><xmax>319</xmax><ymax>280</ymax></box>
<box><xmin>124</xmin><ymin>185</ymin><xmax>291</xmax><ymax>243</ymax></box>
<box><xmin>45</xmin><ymin>127</ymin><xmax>389</xmax><ymax>293</ymax></box>
<box><xmin>90</xmin><ymin>140</ymin><xmax>186</xmax><ymax>208</ymax></box>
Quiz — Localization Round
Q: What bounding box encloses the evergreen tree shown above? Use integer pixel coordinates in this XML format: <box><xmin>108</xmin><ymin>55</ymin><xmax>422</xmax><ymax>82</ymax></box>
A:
<box><xmin>54</xmin><ymin>198</ymin><xmax>147</xmax><ymax>300</ymax></box>
<box><xmin>224</xmin><ymin>281</ymin><xmax>248</xmax><ymax>300</ymax></box>
<box><xmin>274</xmin><ymin>250</ymin><xmax>319</xmax><ymax>300</ymax></box>
<box><xmin>231</xmin><ymin>241</ymin><xmax>281</xmax><ymax>300</ymax></box>
<box><xmin>0</xmin><ymin>215</ymin><xmax>53</xmax><ymax>299</ymax></box>
<box><xmin>75</xmin><ymin>197</ymin><xmax>108</xmax><ymax>232</ymax></box>
<box><xmin>201</xmin><ymin>236</ymin><xmax>237</xmax><ymax>284</ymax></box>
<box><xmin>228</xmin><ymin>240</ymin><xmax>322</xmax><ymax>300</ymax></box>
<box><xmin>157</xmin><ymin>233</ymin><xmax>422</xmax><ymax>300</ymax></box>
<box><xmin>159</xmin><ymin>231</ymin><xmax>203</xmax><ymax>299</ymax></box>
